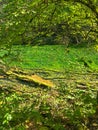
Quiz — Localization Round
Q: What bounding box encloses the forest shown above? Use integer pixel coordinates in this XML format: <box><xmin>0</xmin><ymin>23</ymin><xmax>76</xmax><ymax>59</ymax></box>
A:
<box><xmin>0</xmin><ymin>0</ymin><xmax>98</xmax><ymax>129</ymax></box>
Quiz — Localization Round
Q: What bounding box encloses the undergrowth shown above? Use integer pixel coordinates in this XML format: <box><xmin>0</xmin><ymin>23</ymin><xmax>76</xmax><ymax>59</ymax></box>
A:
<box><xmin>0</xmin><ymin>82</ymin><xmax>97</xmax><ymax>130</ymax></box>
<box><xmin>0</xmin><ymin>45</ymin><xmax>98</xmax><ymax>71</ymax></box>
<box><xmin>0</xmin><ymin>44</ymin><xmax>98</xmax><ymax>129</ymax></box>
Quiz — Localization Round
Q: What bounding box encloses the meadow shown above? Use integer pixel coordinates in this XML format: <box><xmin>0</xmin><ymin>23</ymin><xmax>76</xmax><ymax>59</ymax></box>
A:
<box><xmin>1</xmin><ymin>44</ymin><xmax>98</xmax><ymax>72</ymax></box>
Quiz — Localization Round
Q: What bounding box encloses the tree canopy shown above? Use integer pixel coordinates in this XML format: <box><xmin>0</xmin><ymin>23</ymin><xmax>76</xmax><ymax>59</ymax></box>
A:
<box><xmin>0</xmin><ymin>0</ymin><xmax>98</xmax><ymax>47</ymax></box>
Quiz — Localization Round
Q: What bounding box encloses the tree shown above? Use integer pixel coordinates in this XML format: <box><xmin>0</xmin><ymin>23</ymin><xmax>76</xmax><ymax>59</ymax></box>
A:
<box><xmin>67</xmin><ymin>0</ymin><xmax>98</xmax><ymax>19</ymax></box>
<box><xmin>0</xmin><ymin>0</ymin><xmax>98</xmax><ymax>49</ymax></box>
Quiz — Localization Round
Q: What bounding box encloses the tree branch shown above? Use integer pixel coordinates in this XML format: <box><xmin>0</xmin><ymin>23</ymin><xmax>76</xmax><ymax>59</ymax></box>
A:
<box><xmin>65</xmin><ymin>0</ymin><xmax>98</xmax><ymax>19</ymax></box>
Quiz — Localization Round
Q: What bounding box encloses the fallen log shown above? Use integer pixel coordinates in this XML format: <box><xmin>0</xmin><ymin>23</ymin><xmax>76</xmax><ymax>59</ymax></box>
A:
<box><xmin>6</xmin><ymin>70</ymin><xmax>55</xmax><ymax>88</ymax></box>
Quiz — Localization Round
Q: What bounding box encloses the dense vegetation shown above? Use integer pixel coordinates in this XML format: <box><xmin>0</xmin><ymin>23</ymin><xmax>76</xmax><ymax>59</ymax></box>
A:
<box><xmin>0</xmin><ymin>0</ymin><xmax>98</xmax><ymax>130</ymax></box>
<box><xmin>0</xmin><ymin>0</ymin><xmax>98</xmax><ymax>48</ymax></box>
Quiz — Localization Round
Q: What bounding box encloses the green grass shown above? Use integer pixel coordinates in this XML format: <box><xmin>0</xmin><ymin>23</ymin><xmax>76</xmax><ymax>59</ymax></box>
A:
<box><xmin>1</xmin><ymin>44</ymin><xmax>98</xmax><ymax>72</ymax></box>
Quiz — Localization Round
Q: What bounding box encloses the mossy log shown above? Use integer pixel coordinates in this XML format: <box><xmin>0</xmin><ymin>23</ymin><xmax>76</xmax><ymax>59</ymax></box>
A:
<box><xmin>6</xmin><ymin>70</ymin><xmax>55</xmax><ymax>88</ymax></box>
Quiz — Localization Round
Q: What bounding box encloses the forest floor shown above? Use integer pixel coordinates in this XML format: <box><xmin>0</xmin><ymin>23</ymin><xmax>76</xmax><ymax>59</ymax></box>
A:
<box><xmin>0</xmin><ymin>67</ymin><xmax>98</xmax><ymax>130</ymax></box>
<box><xmin>0</xmin><ymin>44</ymin><xmax>98</xmax><ymax>129</ymax></box>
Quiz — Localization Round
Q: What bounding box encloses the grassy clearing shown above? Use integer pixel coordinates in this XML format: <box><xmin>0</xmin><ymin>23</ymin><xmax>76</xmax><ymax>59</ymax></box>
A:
<box><xmin>1</xmin><ymin>44</ymin><xmax>98</xmax><ymax>72</ymax></box>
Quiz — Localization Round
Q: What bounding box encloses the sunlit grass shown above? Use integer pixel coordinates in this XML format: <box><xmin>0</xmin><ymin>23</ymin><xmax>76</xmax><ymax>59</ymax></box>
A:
<box><xmin>1</xmin><ymin>44</ymin><xmax>98</xmax><ymax>71</ymax></box>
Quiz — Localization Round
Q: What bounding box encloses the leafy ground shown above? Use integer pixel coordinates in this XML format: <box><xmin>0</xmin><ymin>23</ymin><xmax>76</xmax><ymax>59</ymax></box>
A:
<box><xmin>0</xmin><ymin>45</ymin><xmax>98</xmax><ymax>130</ymax></box>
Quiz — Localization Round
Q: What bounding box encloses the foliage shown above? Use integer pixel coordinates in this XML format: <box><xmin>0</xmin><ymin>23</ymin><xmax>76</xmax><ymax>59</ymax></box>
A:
<box><xmin>0</xmin><ymin>77</ymin><xmax>97</xmax><ymax>129</ymax></box>
<box><xmin>0</xmin><ymin>0</ymin><xmax>98</xmax><ymax>48</ymax></box>
<box><xmin>0</xmin><ymin>0</ymin><xmax>98</xmax><ymax>129</ymax></box>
